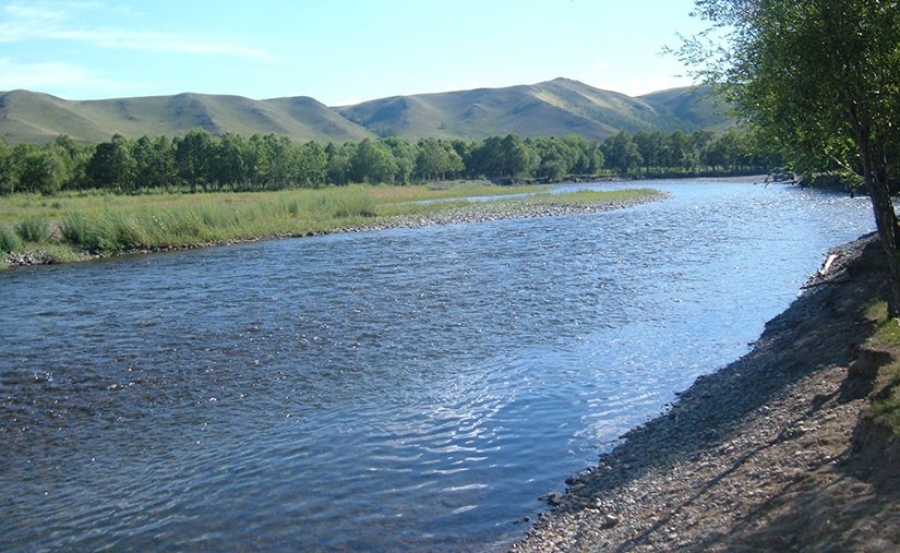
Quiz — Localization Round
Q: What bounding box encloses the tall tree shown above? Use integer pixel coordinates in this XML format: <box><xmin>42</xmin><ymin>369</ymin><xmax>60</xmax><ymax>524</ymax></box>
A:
<box><xmin>296</xmin><ymin>141</ymin><xmax>328</xmax><ymax>187</ymax></box>
<box><xmin>350</xmin><ymin>139</ymin><xmax>398</xmax><ymax>184</ymax></box>
<box><xmin>603</xmin><ymin>132</ymin><xmax>642</xmax><ymax>175</ymax></box>
<box><xmin>681</xmin><ymin>0</ymin><xmax>900</xmax><ymax>315</ymax></box>
<box><xmin>86</xmin><ymin>134</ymin><xmax>136</xmax><ymax>193</ymax></box>
<box><xmin>175</xmin><ymin>130</ymin><xmax>214</xmax><ymax>192</ymax></box>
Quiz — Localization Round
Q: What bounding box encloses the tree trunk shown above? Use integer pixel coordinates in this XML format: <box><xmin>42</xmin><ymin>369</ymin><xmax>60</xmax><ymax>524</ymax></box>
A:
<box><xmin>861</xmin><ymin>149</ymin><xmax>900</xmax><ymax>317</ymax></box>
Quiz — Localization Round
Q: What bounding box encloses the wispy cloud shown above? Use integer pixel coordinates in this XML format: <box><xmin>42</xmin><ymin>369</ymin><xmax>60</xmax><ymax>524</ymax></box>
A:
<box><xmin>0</xmin><ymin>57</ymin><xmax>111</xmax><ymax>92</ymax></box>
<box><xmin>0</xmin><ymin>0</ymin><xmax>276</xmax><ymax>60</ymax></box>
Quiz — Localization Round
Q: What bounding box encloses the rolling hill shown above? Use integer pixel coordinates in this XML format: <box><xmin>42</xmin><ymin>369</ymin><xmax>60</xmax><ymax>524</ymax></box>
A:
<box><xmin>0</xmin><ymin>78</ymin><xmax>730</xmax><ymax>144</ymax></box>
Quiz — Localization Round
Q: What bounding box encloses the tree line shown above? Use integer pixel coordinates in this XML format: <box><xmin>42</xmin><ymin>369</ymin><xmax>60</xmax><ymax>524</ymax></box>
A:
<box><xmin>0</xmin><ymin>128</ymin><xmax>775</xmax><ymax>196</ymax></box>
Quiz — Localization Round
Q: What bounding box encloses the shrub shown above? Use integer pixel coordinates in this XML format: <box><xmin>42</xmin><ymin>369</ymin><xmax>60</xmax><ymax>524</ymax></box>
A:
<box><xmin>15</xmin><ymin>216</ymin><xmax>50</xmax><ymax>243</ymax></box>
<box><xmin>0</xmin><ymin>225</ymin><xmax>24</xmax><ymax>254</ymax></box>
<box><xmin>60</xmin><ymin>213</ymin><xmax>111</xmax><ymax>253</ymax></box>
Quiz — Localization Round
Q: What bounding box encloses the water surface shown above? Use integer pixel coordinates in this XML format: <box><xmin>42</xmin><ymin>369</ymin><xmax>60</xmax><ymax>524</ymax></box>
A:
<box><xmin>0</xmin><ymin>181</ymin><xmax>875</xmax><ymax>551</ymax></box>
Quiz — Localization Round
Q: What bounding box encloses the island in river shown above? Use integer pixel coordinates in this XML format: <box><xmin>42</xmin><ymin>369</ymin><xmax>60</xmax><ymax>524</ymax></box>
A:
<box><xmin>1</xmin><ymin>185</ymin><xmax>666</xmax><ymax>267</ymax></box>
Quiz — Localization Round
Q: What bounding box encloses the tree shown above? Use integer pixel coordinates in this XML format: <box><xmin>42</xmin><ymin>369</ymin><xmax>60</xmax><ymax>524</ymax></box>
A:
<box><xmin>133</xmin><ymin>135</ymin><xmax>177</xmax><ymax>191</ymax></box>
<box><xmin>603</xmin><ymin>132</ymin><xmax>642</xmax><ymax>175</ymax></box>
<box><xmin>214</xmin><ymin>133</ymin><xmax>249</xmax><ymax>190</ymax></box>
<box><xmin>634</xmin><ymin>131</ymin><xmax>667</xmax><ymax>174</ymax></box>
<box><xmin>415</xmin><ymin>138</ymin><xmax>463</xmax><ymax>181</ymax></box>
<box><xmin>0</xmin><ymin>138</ymin><xmax>13</xmax><ymax>194</ymax></box>
<box><xmin>350</xmin><ymin>139</ymin><xmax>398</xmax><ymax>184</ymax></box>
<box><xmin>680</xmin><ymin>0</ymin><xmax>900</xmax><ymax>315</ymax></box>
<box><xmin>175</xmin><ymin>129</ymin><xmax>214</xmax><ymax>192</ymax></box>
<box><xmin>86</xmin><ymin>134</ymin><xmax>136</xmax><ymax>193</ymax></box>
<box><xmin>296</xmin><ymin>141</ymin><xmax>328</xmax><ymax>187</ymax></box>
<box><xmin>18</xmin><ymin>146</ymin><xmax>70</xmax><ymax>195</ymax></box>
<box><xmin>325</xmin><ymin>142</ymin><xmax>354</xmax><ymax>185</ymax></box>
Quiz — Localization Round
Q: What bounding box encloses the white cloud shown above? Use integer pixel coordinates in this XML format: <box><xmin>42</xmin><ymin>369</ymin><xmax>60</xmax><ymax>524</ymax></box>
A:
<box><xmin>0</xmin><ymin>57</ymin><xmax>138</xmax><ymax>94</ymax></box>
<box><xmin>0</xmin><ymin>0</ymin><xmax>276</xmax><ymax>60</ymax></box>
<box><xmin>0</xmin><ymin>58</ymin><xmax>94</xmax><ymax>90</ymax></box>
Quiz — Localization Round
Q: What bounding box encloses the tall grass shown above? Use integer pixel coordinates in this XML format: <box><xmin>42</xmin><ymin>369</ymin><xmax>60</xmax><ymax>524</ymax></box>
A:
<box><xmin>53</xmin><ymin>188</ymin><xmax>382</xmax><ymax>253</ymax></box>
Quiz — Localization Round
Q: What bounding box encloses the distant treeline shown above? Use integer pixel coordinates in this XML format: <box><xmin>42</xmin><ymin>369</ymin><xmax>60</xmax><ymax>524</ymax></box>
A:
<box><xmin>0</xmin><ymin>129</ymin><xmax>777</xmax><ymax>195</ymax></box>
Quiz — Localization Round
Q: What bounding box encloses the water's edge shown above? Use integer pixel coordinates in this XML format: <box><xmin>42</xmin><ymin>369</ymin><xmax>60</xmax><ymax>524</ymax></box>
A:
<box><xmin>507</xmin><ymin>233</ymin><xmax>881</xmax><ymax>551</ymax></box>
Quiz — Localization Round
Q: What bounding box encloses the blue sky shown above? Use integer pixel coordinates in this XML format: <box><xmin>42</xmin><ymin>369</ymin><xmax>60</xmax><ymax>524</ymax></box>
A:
<box><xmin>0</xmin><ymin>0</ymin><xmax>707</xmax><ymax>105</ymax></box>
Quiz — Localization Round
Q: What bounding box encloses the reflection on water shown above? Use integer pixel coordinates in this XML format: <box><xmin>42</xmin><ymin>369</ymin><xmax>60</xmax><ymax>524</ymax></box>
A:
<box><xmin>0</xmin><ymin>182</ymin><xmax>874</xmax><ymax>551</ymax></box>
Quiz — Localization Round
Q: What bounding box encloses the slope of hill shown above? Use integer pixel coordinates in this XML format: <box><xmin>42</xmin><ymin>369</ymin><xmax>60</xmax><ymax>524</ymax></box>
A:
<box><xmin>0</xmin><ymin>91</ymin><xmax>372</xmax><ymax>144</ymax></box>
<box><xmin>336</xmin><ymin>78</ymin><xmax>722</xmax><ymax>141</ymax></box>
<box><xmin>640</xmin><ymin>84</ymin><xmax>734</xmax><ymax>131</ymax></box>
<box><xmin>0</xmin><ymin>79</ymin><xmax>728</xmax><ymax>144</ymax></box>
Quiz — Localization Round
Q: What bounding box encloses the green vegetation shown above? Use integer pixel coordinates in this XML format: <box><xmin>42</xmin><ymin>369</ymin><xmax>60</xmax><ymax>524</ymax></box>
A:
<box><xmin>0</xmin><ymin>185</ymin><xmax>657</xmax><ymax>264</ymax></box>
<box><xmin>0</xmin><ymin>128</ymin><xmax>773</xmax><ymax>198</ymax></box>
<box><xmin>681</xmin><ymin>0</ymin><xmax>900</xmax><ymax>315</ymax></box>
<box><xmin>0</xmin><ymin>224</ymin><xmax>23</xmax><ymax>254</ymax></box>
<box><xmin>864</xmin><ymin>301</ymin><xmax>900</xmax><ymax>432</ymax></box>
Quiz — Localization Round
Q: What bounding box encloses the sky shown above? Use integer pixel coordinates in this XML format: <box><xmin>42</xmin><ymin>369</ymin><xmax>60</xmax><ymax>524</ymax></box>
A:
<box><xmin>0</xmin><ymin>0</ymin><xmax>709</xmax><ymax>106</ymax></box>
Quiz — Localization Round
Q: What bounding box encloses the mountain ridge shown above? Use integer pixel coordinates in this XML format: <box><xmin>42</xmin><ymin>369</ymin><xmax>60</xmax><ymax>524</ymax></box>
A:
<box><xmin>0</xmin><ymin>78</ymin><xmax>730</xmax><ymax>144</ymax></box>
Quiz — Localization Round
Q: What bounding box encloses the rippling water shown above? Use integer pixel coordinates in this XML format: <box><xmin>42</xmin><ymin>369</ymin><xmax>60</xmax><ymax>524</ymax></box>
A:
<box><xmin>0</xmin><ymin>181</ymin><xmax>875</xmax><ymax>551</ymax></box>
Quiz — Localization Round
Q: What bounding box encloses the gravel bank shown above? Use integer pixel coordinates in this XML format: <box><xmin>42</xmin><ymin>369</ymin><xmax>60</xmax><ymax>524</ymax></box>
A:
<box><xmin>508</xmin><ymin>233</ymin><xmax>900</xmax><ymax>552</ymax></box>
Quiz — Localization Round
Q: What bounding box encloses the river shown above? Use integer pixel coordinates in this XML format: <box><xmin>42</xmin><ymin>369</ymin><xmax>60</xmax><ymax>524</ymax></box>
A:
<box><xmin>0</xmin><ymin>181</ymin><xmax>875</xmax><ymax>552</ymax></box>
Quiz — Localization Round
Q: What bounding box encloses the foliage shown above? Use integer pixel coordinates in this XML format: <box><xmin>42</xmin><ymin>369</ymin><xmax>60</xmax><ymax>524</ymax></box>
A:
<box><xmin>679</xmin><ymin>0</ymin><xmax>900</xmax><ymax>315</ymax></box>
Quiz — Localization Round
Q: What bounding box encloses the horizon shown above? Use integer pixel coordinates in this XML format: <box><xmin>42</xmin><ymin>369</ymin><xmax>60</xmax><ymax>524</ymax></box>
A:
<box><xmin>0</xmin><ymin>0</ymin><xmax>707</xmax><ymax>106</ymax></box>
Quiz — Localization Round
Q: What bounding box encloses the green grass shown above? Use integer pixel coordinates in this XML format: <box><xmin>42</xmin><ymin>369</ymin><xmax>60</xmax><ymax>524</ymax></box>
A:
<box><xmin>0</xmin><ymin>184</ymin><xmax>661</xmax><ymax>259</ymax></box>
<box><xmin>864</xmin><ymin>301</ymin><xmax>900</xmax><ymax>432</ymax></box>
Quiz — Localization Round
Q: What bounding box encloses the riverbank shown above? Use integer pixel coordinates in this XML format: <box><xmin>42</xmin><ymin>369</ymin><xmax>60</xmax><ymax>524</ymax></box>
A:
<box><xmin>509</xmin><ymin>233</ymin><xmax>900</xmax><ymax>552</ymax></box>
<box><xmin>1</xmin><ymin>187</ymin><xmax>666</xmax><ymax>268</ymax></box>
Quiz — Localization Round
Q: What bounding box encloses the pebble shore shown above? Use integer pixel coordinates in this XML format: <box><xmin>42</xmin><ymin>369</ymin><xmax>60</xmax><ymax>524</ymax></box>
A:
<box><xmin>507</xmin><ymin>234</ymin><xmax>900</xmax><ymax>552</ymax></box>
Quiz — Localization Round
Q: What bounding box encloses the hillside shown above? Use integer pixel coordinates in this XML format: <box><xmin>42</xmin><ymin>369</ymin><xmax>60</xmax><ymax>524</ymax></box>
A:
<box><xmin>0</xmin><ymin>79</ymin><xmax>730</xmax><ymax>144</ymax></box>
<box><xmin>0</xmin><ymin>91</ymin><xmax>372</xmax><ymax>144</ymax></box>
<box><xmin>337</xmin><ymin>78</ymin><xmax>727</xmax><ymax>141</ymax></box>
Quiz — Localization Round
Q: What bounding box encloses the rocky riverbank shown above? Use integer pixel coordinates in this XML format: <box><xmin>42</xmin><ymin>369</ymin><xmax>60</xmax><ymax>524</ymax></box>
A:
<box><xmin>508</xmin><ymin>233</ymin><xmax>900</xmax><ymax>552</ymax></box>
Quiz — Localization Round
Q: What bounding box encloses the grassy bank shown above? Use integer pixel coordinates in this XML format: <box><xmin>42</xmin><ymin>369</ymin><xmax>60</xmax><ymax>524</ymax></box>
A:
<box><xmin>862</xmin><ymin>300</ymin><xmax>900</xmax><ymax>432</ymax></box>
<box><xmin>0</xmin><ymin>184</ymin><xmax>660</xmax><ymax>266</ymax></box>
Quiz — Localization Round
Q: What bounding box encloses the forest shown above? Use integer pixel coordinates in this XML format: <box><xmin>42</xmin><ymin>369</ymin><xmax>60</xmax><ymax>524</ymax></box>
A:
<box><xmin>0</xmin><ymin>128</ymin><xmax>776</xmax><ymax>196</ymax></box>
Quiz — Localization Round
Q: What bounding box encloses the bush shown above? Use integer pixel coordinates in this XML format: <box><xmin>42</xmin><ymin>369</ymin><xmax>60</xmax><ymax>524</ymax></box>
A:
<box><xmin>15</xmin><ymin>216</ymin><xmax>50</xmax><ymax>243</ymax></box>
<box><xmin>60</xmin><ymin>213</ymin><xmax>112</xmax><ymax>253</ymax></box>
<box><xmin>0</xmin><ymin>225</ymin><xmax>24</xmax><ymax>254</ymax></box>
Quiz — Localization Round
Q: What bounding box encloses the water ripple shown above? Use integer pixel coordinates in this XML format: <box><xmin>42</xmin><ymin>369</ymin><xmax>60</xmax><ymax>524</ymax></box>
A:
<box><xmin>0</xmin><ymin>182</ymin><xmax>875</xmax><ymax>552</ymax></box>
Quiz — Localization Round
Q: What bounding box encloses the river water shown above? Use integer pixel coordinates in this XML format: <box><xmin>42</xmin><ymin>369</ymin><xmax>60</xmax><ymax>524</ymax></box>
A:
<box><xmin>0</xmin><ymin>181</ymin><xmax>875</xmax><ymax>552</ymax></box>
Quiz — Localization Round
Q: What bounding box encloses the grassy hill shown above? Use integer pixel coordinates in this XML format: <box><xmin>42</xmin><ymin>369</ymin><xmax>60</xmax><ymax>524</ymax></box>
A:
<box><xmin>0</xmin><ymin>79</ymin><xmax>730</xmax><ymax>144</ymax></box>
<box><xmin>640</xmin><ymin>84</ymin><xmax>734</xmax><ymax>132</ymax></box>
<box><xmin>0</xmin><ymin>91</ymin><xmax>372</xmax><ymax>144</ymax></box>
<box><xmin>336</xmin><ymin>78</ymin><xmax>728</xmax><ymax>141</ymax></box>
